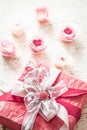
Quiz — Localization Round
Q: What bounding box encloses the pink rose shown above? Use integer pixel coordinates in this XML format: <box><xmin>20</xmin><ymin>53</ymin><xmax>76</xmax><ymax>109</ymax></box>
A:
<box><xmin>35</xmin><ymin>7</ymin><xmax>49</xmax><ymax>24</ymax></box>
<box><xmin>11</xmin><ymin>23</ymin><xmax>25</xmax><ymax>38</ymax></box>
<box><xmin>59</xmin><ymin>26</ymin><xmax>76</xmax><ymax>42</ymax></box>
<box><xmin>0</xmin><ymin>40</ymin><xmax>16</xmax><ymax>57</ymax></box>
<box><xmin>28</xmin><ymin>37</ymin><xmax>47</xmax><ymax>54</ymax></box>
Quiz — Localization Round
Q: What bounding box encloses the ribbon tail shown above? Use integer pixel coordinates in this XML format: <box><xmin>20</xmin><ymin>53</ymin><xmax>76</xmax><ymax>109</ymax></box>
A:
<box><xmin>57</xmin><ymin>103</ymin><xmax>69</xmax><ymax>130</ymax></box>
<box><xmin>11</xmin><ymin>81</ymin><xmax>26</xmax><ymax>97</ymax></box>
<box><xmin>21</xmin><ymin>104</ymin><xmax>40</xmax><ymax>130</ymax></box>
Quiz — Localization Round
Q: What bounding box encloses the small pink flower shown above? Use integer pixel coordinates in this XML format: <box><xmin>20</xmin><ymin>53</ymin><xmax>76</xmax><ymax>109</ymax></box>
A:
<box><xmin>28</xmin><ymin>37</ymin><xmax>47</xmax><ymax>54</ymax></box>
<box><xmin>11</xmin><ymin>23</ymin><xmax>25</xmax><ymax>38</ymax></box>
<box><xmin>0</xmin><ymin>40</ymin><xmax>16</xmax><ymax>57</ymax></box>
<box><xmin>59</xmin><ymin>26</ymin><xmax>76</xmax><ymax>42</ymax></box>
<box><xmin>55</xmin><ymin>57</ymin><xmax>67</xmax><ymax>70</ymax></box>
<box><xmin>35</xmin><ymin>7</ymin><xmax>49</xmax><ymax>24</ymax></box>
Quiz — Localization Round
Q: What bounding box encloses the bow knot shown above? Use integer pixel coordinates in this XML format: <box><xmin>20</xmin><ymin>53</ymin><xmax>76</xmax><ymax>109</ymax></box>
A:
<box><xmin>38</xmin><ymin>91</ymin><xmax>49</xmax><ymax>100</ymax></box>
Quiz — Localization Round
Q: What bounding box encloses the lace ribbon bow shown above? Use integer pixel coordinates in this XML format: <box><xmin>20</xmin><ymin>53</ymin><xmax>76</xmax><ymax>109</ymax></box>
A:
<box><xmin>20</xmin><ymin>63</ymin><xmax>69</xmax><ymax>130</ymax></box>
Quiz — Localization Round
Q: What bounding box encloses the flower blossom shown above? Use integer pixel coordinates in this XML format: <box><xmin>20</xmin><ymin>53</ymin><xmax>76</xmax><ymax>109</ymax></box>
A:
<box><xmin>0</xmin><ymin>40</ymin><xmax>16</xmax><ymax>57</ymax></box>
<box><xmin>35</xmin><ymin>7</ymin><xmax>49</xmax><ymax>24</ymax></box>
<box><xmin>59</xmin><ymin>26</ymin><xmax>76</xmax><ymax>42</ymax></box>
<box><xmin>28</xmin><ymin>37</ymin><xmax>47</xmax><ymax>54</ymax></box>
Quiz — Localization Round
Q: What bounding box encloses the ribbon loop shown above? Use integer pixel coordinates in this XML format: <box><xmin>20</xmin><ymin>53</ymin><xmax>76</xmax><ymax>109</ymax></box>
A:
<box><xmin>49</xmin><ymin>80</ymin><xmax>68</xmax><ymax>98</ymax></box>
<box><xmin>24</xmin><ymin>92</ymin><xmax>40</xmax><ymax>112</ymax></box>
<box><xmin>40</xmin><ymin>99</ymin><xmax>58</xmax><ymax>121</ymax></box>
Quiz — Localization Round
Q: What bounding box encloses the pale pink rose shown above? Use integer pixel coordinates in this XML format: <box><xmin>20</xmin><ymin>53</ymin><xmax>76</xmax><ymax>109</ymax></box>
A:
<box><xmin>59</xmin><ymin>26</ymin><xmax>76</xmax><ymax>42</ymax></box>
<box><xmin>0</xmin><ymin>40</ymin><xmax>16</xmax><ymax>57</ymax></box>
<box><xmin>11</xmin><ymin>23</ymin><xmax>25</xmax><ymax>38</ymax></box>
<box><xmin>28</xmin><ymin>37</ymin><xmax>47</xmax><ymax>54</ymax></box>
<box><xmin>35</xmin><ymin>7</ymin><xmax>49</xmax><ymax>24</ymax></box>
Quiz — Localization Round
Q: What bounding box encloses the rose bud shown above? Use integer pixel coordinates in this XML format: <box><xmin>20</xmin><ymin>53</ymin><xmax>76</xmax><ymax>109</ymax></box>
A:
<box><xmin>35</xmin><ymin>7</ymin><xmax>49</xmax><ymax>24</ymax></box>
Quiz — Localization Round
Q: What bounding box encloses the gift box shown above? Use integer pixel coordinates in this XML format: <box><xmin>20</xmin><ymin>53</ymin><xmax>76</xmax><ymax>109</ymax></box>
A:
<box><xmin>0</xmin><ymin>60</ymin><xmax>87</xmax><ymax>130</ymax></box>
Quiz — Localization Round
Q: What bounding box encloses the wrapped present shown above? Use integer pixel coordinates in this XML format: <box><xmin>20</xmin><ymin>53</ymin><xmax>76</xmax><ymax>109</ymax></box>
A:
<box><xmin>0</xmin><ymin>60</ymin><xmax>87</xmax><ymax>130</ymax></box>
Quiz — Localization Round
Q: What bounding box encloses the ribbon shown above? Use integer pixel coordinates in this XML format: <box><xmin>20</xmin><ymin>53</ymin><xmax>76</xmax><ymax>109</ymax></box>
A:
<box><xmin>11</xmin><ymin>60</ymin><xmax>69</xmax><ymax>130</ymax></box>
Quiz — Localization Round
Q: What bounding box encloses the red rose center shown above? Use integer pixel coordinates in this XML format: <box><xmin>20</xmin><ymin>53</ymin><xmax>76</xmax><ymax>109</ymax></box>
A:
<box><xmin>38</xmin><ymin>91</ymin><xmax>48</xmax><ymax>100</ymax></box>
<box><xmin>64</xmin><ymin>28</ymin><xmax>72</xmax><ymax>34</ymax></box>
<box><xmin>33</xmin><ymin>39</ymin><xmax>42</xmax><ymax>46</ymax></box>
<box><xmin>60</xmin><ymin>57</ymin><xmax>65</xmax><ymax>61</ymax></box>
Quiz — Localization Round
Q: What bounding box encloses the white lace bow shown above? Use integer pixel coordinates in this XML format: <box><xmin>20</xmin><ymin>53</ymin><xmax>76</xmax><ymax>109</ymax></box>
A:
<box><xmin>12</xmin><ymin>60</ymin><xmax>69</xmax><ymax>130</ymax></box>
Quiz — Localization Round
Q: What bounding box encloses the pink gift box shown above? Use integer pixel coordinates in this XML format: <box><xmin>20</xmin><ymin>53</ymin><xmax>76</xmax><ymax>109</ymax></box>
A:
<box><xmin>0</xmin><ymin>62</ymin><xmax>87</xmax><ymax>130</ymax></box>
